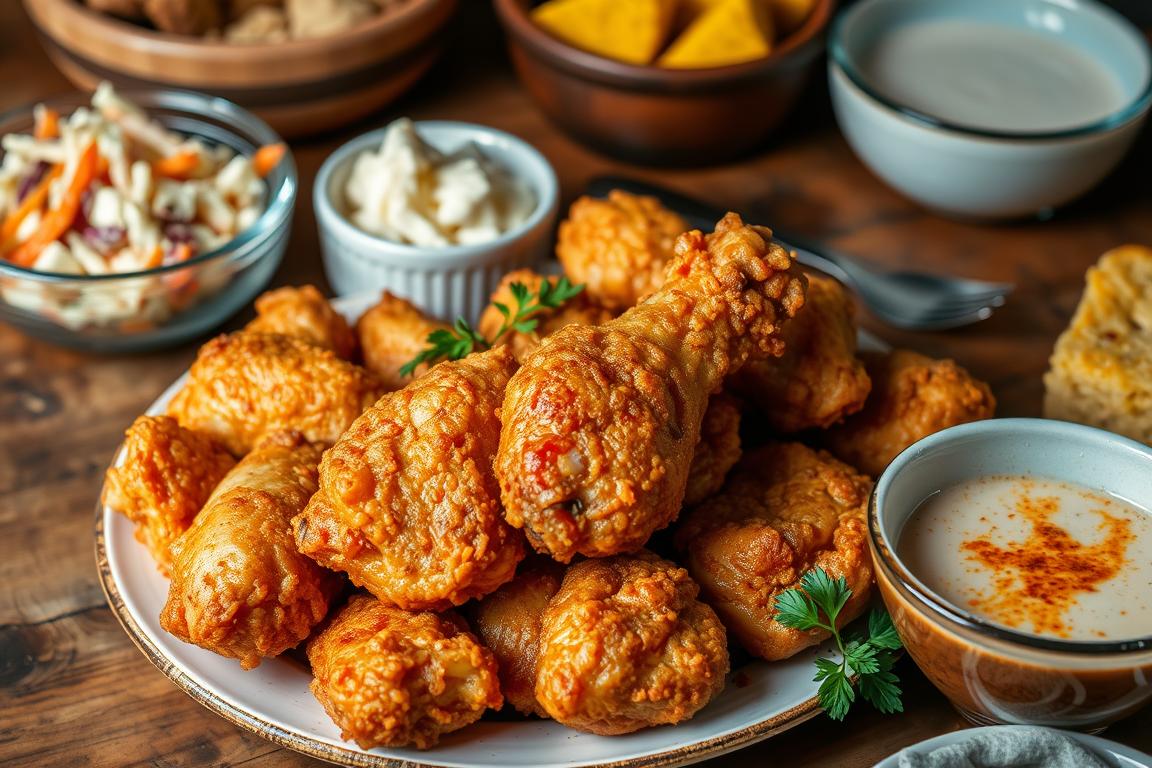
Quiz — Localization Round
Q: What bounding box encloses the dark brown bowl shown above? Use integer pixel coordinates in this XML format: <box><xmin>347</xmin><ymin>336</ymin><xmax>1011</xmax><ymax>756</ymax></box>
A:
<box><xmin>23</xmin><ymin>0</ymin><xmax>456</xmax><ymax>138</ymax></box>
<box><xmin>492</xmin><ymin>0</ymin><xmax>835</xmax><ymax>165</ymax></box>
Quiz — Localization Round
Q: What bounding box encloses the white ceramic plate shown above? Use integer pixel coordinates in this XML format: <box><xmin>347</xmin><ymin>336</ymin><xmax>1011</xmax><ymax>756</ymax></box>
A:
<box><xmin>96</xmin><ymin>293</ymin><xmax>881</xmax><ymax>768</ymax></box>
<box><xmin>873</xmin><ymin>725</ymin><xmax>1152</xmax><ymax>768</ymax></box>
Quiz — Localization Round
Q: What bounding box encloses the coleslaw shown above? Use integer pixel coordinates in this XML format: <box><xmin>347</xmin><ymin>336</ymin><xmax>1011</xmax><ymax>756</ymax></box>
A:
<box><xmin>0</xmin><ymin>83</ymin><xmax>284</xmax><ymax>331</ymax></box>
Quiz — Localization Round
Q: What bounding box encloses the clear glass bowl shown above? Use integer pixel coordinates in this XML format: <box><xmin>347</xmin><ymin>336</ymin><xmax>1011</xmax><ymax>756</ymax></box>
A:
<box><xmin>0</xmin><ymin>89</ymin><xmax>296</xmax><ymax>352</ymax></box>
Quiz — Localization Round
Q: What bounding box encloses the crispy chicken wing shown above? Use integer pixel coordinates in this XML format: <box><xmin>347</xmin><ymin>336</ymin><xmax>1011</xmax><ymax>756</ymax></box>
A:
<box><xmin>557</xmin><ymin>191</ymin><xmax>689</xmax><ymax>310</ymax></box>
<box><xmin>101</xmin><ymin>415</ymin><xmax>235</xmax><ymax>575</ymax></box>
<box><xmin>293</xmin><ymin>347</ymin><xmax>524</xmax><ymax>610</ymax></box>
<box><xmin>167</xmin><ymin>332</ymin><xmax>384</xmax><ymax>455</ymax></box>
<box><xmin>465</xmin><ymin>557</ymin><xmax>564</xmax><ymax>717</ymax></box>
<box><xmin>535</xmin><ymin>553</ymin><xmax>729</xmax><ymax>735</ymax></box>
<box><xmin>730</xmin><ymin>274</ymin><xmax>871</xmax><ymax>432</ymax></box>
<box><xmin>676</xmin><ymin>443</ymin><xmax>872</xmax><ymax>661</ymax></box>
<box><xmin>308</xmin><ymin>593</ymin><xmax>502</xmax><ymax>750</ymax></box>
<box><xmin>159</xmin><ymin>432</ymin><xmax>342</xmax><ymax>669</ymax></box>
<box><xmin>355</xmin><ymin>290</ymin><xmax>448</xmax><ymax>390</ymax></box>
<box><xmin>497</xmin><ymin>214</ymin><xmax>806</xmax><ymax>561</ymax></box>
<box><xmin>822</xmin><ymin>349</ymin><xmax>996</xmax><ymax>477</ymax></box>
<box><xmin>244</xmin><ymin>284</ymin><xmax>357</xmax><ymax>360</ymax></box>
<box><xmin>683</xmin><ymin>392</ymin><xmax>742</xmax><ymax>508</ymax></box>
<box><xmin>477</xmin><ymin>269</ymin><xmax>615</xmax><ymax>363</ymax></box>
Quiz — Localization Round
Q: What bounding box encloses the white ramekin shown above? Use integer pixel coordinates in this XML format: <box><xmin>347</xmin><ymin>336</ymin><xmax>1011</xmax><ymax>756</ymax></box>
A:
<box><xmin>828</xmin><ymin>0</ymin><xmax>1152</xmax><ymax>220</ymax></box>
<box><xmin>314</xmin><ymin>121</ymin><xmax>559</xmax><ymax>322</ymax></box>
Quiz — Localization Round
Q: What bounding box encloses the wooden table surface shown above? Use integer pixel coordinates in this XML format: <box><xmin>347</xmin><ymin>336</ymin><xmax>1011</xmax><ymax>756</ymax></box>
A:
<box><xmin>3</xmin><ymin>2</ymin><xmax>1151</xmax><ymax>767</ymax></box>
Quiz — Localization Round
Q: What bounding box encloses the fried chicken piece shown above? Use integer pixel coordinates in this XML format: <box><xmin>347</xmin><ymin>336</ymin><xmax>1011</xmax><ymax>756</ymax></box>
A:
<box><xmin>355</xmin><ymin>291</ymin><xmax>448</xmax><ymax>390</ymax></box>
<box><xmin>101</xmin><ymin>416</ymin><xmax>235</xmax><ymax>576</ymax></box>
<box><xmin>293</xmin><ymin>347</ymin><xmax>524</xmax><ymax>610</ymax></box>
<box><xmin>730</xmin><ymin>274</ymin><xmax>871</xmax><ymax>432</ymax></box>
<box><xmin>497</xmin><ymin>214</ymin><xmax>806</xmax><ymax>561</ymax></box>
<box><xmin>167</xmin><ymin>332</ymin><xmax>384</xmax><ymax>456</ymax></box>
<box><xmin>465</xmin><ymin>558</ymin><xmax>564</xmax><ymax>718</ymax></box>
<box><xmin>143</xmin><ymin>0</ymin><xmax>223</xmax><ymax>34</ymax></box>
<box><xmin>676</xmin><ymin>443</ymin><xmax>873</xmax><ymax>661</ymax></box>
<box><xmin>244</xmin><ymin>285</ymin><xmax>357</xmax><ymax>360</ymax></box>
<box><xmin>286</xmin><ymin>0</ymin><xmax>376</xmax><ymax>38</ymax></box>
<box><xmin>160</xmin><ymin>432</ymin><xmax>342</xmax><ymax>669</ymax></box>
<box><xmin>683</xmin><ymin>392</ymin><xmax>742</xmax><ymax>508</ymax></box>
<box><xmin>822</xmin><ymin>349</ymin><xmax>996</xmax><ymax>477</ymax></box>
<box><xmin>557</xmin><ymin>191</ymin><xmax>689</xmax><ymax>311</ymax></box>
<box><xmin>536</xmin><ymin>553</ymin><xmax>729</xmax><ymax>735</ymax></box>
<box><xmin>308</xmin><ymin>593</ymin><xmax>502</xmax><ymax>750</ymax></box>
<box><xmin>477</xmin><ymin>269</ymin><xmax>615</xmax><ymax>363</ymax></box>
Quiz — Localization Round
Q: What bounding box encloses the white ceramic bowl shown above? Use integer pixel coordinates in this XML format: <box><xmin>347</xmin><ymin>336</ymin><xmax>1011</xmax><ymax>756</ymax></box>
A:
<box><xmin>874</xmin><ymin>726</ymin><xmax>1152</xmax><ymax>768</ymax></box>
<box><xmin>828</xmin><ymin>0</ymin><xmax>1152</xmax><ymax>220</ymax></box>
<box><xmin>870</xmin><ymin>419</ymin><xmax>1152</xmax><ymax>731</ymax></box>
<box><xmin>314</xmin><ymin>121</ymin><xmax>559</xmax><ymax>322</ymax></box>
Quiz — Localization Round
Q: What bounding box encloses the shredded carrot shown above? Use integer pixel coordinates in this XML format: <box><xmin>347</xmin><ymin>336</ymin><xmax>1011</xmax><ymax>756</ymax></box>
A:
<box><xmin>8</xmin><ymin>141</ymin><xmax>99</xmax><ymax>268</ymax></box>
<box><xmin>152</xmin><ymin>149</ymin><xmax>200</xmax><ymax>180</ymax></box>
<box><xmin>0</xmin><ymin>165</ymin><xmax>62</xmax><ymax>250</ymax></box>
<box><xmin>253</xmin><ymin>143</ymin><xmax>286</xmax><ymax>178</ymax></box>
<box><xmin>169</xmin><ymin>243</ymin><xmax>193</xmax><ymax>264</ymax></box>
<box><xmin>143</xmin><ymin>245</ymin><xmax>164</xmax><ymax>269</ymax></box>
<box><xmin>34</xmin><ymin>107</ymin><xmax>60</xmax><ymax>141</ymax></box>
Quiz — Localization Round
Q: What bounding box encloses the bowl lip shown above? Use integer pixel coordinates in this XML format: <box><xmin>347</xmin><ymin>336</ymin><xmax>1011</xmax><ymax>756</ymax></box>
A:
<box><xmin>0</xmin><ymin>87</ymin><xmax>296</xmax><ymax>283</ymax></box>
<box><xmin>869</xmin><ymin>417</ymin><xmax>1152</xmax><ymax>656</ymax></box>
<box><xmin>491</xmin><ymin>0</ymin><xmax>836</xmax><ymax>89</ymax></box>
<box><xmin>24</xmin><ymin>0</ymin><xmax>451</xmax><ymax>62</ymax></box>
<box><xmin>313</xmin><ymin>119</ymin><xmax>560</xmax><ymax>267</ymax></box>
<box><xmin>829</xmin><ymin>0</ymin><xmax>1152</xmax><ymax>141</ymax></box>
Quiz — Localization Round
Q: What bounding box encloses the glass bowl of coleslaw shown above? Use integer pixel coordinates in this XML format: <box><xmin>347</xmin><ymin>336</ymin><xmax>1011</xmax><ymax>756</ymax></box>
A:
<box><xmin>0</xmin><ymin>85</ymin><xmax>295</xmax><ymax>352</ymax></box>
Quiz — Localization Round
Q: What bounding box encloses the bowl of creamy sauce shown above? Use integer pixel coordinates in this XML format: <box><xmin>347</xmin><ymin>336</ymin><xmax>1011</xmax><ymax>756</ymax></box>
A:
<box><xmin>870</xmin><ymin>418</ymin><xmax>1152</xmax><ymax>731</ymax></box>
<box><xmin>828</xmin><ymin>0</ymin><xmax>1152</xmax><ymax>219</ymax></box>
<box><xmin>314</xmin><ymin>119</ymin><xmax>558</xmax><ymax>322</ymax></box>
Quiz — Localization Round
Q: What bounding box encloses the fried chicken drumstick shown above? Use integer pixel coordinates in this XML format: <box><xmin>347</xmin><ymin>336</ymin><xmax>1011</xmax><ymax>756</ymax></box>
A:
<box><xmin>160</xmin><ymin>432</ymin><xmax>343</xmax><ymax>669</ymax></box>
<box><xmin>496</xmin><ymin>214</ymin><xmax>805</xmax><ymax>561</ymax></box>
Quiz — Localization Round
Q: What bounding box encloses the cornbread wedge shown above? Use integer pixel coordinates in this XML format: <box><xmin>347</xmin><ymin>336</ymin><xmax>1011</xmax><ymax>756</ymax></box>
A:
<box><xmin>532</xmin><ymin>0</ymin><xmax>677</xmax><ymax>66</ymax></box>
<box><xmin>1044</xmin><ymin>245</ymin><xmax>1152</xmax><ymax>444</ymax></box>
<box><xmin>660</xmin><ymin>0</ymin><xmax>774</xmax><ymax>68</ymax></box>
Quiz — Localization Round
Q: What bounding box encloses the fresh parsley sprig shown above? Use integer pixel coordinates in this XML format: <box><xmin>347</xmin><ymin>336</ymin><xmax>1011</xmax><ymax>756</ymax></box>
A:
<box><xmin>775</xmin><ymin>568</ymin><xmax>904</xmax><ymax>721</ymax></box>
<box><xmin>399</xmin><ymin>277</ymin><xmax>584</xmax><ymax>377</ymax></box>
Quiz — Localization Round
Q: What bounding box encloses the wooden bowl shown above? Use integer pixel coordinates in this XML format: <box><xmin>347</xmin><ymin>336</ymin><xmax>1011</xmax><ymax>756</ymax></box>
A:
<box><xmin>23</xmin><ymin>0</ymin><xmax>456</xmax><ymax>138</ymax></box>
<box><xmin>492</xmin><ymin>0</ymin><xmax>835</xmax><ymax>165</ymax></box>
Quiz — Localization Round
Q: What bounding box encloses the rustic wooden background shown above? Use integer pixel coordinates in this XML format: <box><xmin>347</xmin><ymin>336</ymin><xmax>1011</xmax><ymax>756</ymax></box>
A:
<box><xmin>2</xmin><ymin>2</ymin><xmax>1151</xmax><ymax>766</ymax></box>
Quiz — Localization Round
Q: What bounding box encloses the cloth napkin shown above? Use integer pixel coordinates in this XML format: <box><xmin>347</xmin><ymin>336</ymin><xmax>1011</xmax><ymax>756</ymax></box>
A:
<box><xmin>896</xmin><ymin>726</ymin><xmax>1110</xmax><ymax>768</ymax></box>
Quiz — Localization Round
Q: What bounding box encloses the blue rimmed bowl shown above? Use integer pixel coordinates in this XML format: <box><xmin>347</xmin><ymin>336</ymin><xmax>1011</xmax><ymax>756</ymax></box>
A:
<box><xmin>0</xmin><ymin>89</ymin><xmax>295</xmax><ymax>353</ymax></box>
<box><xmin>829</xmin><ymin>0</ymin><xmax>1152</xmax><ymax>220</ymax></box>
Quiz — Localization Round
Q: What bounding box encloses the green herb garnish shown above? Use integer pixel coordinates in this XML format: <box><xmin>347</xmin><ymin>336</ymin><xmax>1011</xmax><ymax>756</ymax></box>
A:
<box><xmin>399</xmin><ymin>277</ymin><xmax>584</xmax><ymax>377</ymax></box>
<box><xmin>775</xmin><ymin>568</ymin><xmax>904</xmax><ymax>720</ymax></box>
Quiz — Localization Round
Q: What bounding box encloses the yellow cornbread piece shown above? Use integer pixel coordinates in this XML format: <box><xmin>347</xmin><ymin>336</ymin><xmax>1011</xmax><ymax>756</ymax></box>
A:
<box><xmin>769</xmin><ymin>0</ymin><xmax>816</xmax><ymax>36</ymax></box>
<box><xmin>659</xmin><ymin>0</ymin><xmax>774</xmax><ymax>69</ymax></box>
<box><xmin>532</xmin><ymin>0</ymin><xmax>677</xmax><ymax>66</ymax></box>
<box><xmin>1044</xmin><ymin>245</ymin><xmax>1152</xmax><ymax>445</ymax></box>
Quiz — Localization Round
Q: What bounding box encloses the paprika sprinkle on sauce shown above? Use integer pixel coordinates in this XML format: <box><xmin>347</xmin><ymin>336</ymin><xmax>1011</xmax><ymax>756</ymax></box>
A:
<box><xmin>899</xmin><ymin>475</ymin><xmax>1152</xmax><ymax>641</ymax></box>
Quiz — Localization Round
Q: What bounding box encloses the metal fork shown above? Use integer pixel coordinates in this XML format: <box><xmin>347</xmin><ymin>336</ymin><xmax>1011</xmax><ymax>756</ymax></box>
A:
<box><xmin>586</xmin><ymin>177</ymin><xmax>1013</xmax><ymax>331</ymax></box>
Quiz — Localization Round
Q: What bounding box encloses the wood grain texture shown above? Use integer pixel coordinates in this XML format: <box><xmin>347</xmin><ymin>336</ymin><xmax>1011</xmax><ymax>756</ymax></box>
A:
<box><xmin>2</xmin><ymin>1</ymin><xmax>1151</xmax><ymax>766</ymax></box>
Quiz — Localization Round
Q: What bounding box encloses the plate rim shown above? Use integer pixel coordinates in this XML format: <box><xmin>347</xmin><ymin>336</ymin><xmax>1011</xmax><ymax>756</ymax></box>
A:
<box><xmin>92</xmin><ymin>290</ymin><xmax>836</xmax><ymax>768</ymax></box>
